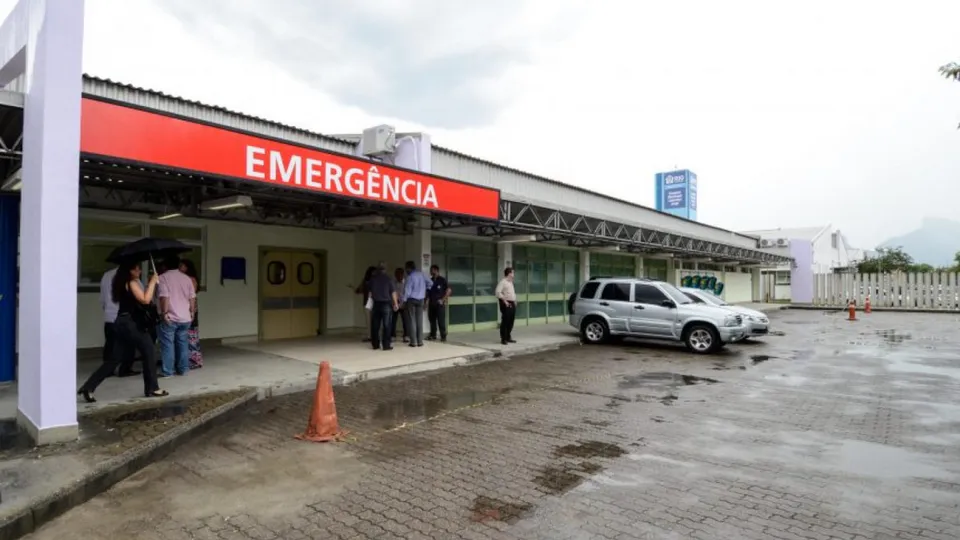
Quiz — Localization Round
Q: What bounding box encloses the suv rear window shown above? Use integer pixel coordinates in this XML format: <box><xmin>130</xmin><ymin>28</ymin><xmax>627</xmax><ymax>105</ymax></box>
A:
<box><xmin>600</xmin><ymin>282</ymin><xmax>632</xmax><ymax>302</ymax></box>
<box><xmin>579</xmin><ymin>281</ymin><xmax>601</xmax><ymax>299</ymax></box>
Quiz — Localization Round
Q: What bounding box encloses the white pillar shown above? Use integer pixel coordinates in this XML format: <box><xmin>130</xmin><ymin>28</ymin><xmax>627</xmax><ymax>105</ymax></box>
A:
<box><xmin>666</xmin><ymin>258</ymin><xmax>678</xmax><ymax>286</ymax></box>
<box><xmin>751</xmin><ymin>268</ymin><xmax>762</xmax><ymax>301</ymax></box>
<box><xmin>12</xmin><ymin>0</ymin><xmax>85</xmax><ymax>445</ymax></box>
<box><xmin>407</xmin><ymin>216</ymin><xmax>432</xmax><ymax>273</ymax></box>
<box><xmin>635</xmin><ymin>255</ymin><xmax>644</xmax><ymax>278</ymax></box>
<box><xmin>580</xmin><ymin>250</ymin><xmax>590</xmax><ymax>282</ymax></box>
<box><xmin>498</xmin><ymin>242</ymin><xmax>513</xmax><ymax>273</ymax></box>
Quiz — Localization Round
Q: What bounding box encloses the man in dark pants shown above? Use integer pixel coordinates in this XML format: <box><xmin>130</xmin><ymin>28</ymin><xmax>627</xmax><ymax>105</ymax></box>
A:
<box><xmin>426</xmin><ymin>264</ymin><xmax>451</xmax><ymax>342</ymax></box>
<box><xmin>403</xmin><ymin>260</ymin><xmax>430</xmax><ymax>347</ymax></box>
<box><xmin>495</xmin><ymin>267</ymin><xmax>517</xmax><ymax>345</ymax></box>
<box><xmin>368</xmin><ymin>263</ymin><xmax>399</xmax><ymax>350</ymax></box>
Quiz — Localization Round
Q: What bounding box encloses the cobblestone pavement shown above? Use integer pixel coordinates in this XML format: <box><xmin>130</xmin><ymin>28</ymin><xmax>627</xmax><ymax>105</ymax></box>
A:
<box><xmin>26</xmin><ymin>310</ymin><xmax>960</xmax><ymax>540</ymax></box>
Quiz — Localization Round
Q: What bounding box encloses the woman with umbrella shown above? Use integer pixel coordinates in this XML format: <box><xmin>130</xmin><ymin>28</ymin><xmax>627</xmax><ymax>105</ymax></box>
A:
<box><xmin>77</xmin><ymin>238</ymin><xmax>187</xmax><ymax>401</ymax></box>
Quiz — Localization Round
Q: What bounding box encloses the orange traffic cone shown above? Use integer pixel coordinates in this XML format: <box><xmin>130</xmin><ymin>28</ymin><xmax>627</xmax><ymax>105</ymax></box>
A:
<box><xmin>864</xmin><ymin>295</ymin><xmax>872</xmax><ymax>314</ymax></box>
<box><xmin>847</xmin><ymin>300</ymin><xmax>857</xmax><ymax>321</ymax></box>
<box><xmin>295</xmin><ymin>361</ymin><xmax>346</xmax><ymax>442</ymax></box>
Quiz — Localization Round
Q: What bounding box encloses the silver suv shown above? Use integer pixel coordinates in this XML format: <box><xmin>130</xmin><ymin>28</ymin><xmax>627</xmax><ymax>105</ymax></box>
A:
<box><xmin>568</xmin><ymin>277</ymin><xmax>747</xmax><ymax>354</ymax></box>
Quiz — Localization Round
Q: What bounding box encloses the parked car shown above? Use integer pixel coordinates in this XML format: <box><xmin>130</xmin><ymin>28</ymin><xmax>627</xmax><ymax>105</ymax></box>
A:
<box><xmin>679</xmin><ymin>287</ymin><xmax>770</xmax><ymax>338</ymax></box>
<box><xmin>568</xmin><ymin>277</ymin><xmax>747</xmax><ymax>354</ymax></box>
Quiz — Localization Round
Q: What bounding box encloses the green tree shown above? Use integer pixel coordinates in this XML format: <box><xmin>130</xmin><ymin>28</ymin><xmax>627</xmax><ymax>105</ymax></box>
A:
<box><xmin>941</xmin><ymin>62</ymin><xmax>960</xmax><ymax>81</ymax></box>
<box><xmin>941</xmin><ymin>62</ymin><xmax>960</xmax><ymax>128</ymax></box>
<box><xmin>856</xmin><ymin>246</ymin><xmax>915</xmax><ymax>273</ymax></box>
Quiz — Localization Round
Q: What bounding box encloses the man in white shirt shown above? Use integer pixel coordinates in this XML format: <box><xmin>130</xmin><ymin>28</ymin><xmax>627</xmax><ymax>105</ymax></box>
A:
<box><xmin>495</xmin><ymin>267</ymin><xmax>518</xmax><ymax>345</ymax></box>
<box><xmin>99</xmin><ymin>267</ymin><xmax>138</xmax><ymax>377</ymax></box>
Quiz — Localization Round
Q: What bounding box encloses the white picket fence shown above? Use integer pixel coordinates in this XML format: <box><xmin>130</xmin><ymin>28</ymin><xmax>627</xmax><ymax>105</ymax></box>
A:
<box><xmin>813</xmin><ymin>272</ymin><xmax>960</xmax><ymax>310</ymax></box>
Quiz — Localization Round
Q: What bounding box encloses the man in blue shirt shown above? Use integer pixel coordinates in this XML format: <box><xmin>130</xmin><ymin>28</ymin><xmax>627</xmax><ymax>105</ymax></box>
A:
<box><xmin>426</xmin><ymin>264</ymin><xmax>452</xmax><ymax>342</ymax></box>
<box><xmin>403</xmin><ymin>260</ymin><xmax>431</xmax><ymax>347</ymax></box>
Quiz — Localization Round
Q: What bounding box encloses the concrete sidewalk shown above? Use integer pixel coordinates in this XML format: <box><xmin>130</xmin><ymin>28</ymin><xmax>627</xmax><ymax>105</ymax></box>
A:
<box><xmin>0</xmin><ymin>323</ymin><xmax>579</xmax><ymax>539</ymax></box>
<box><xmin>0</xmin><ymin>324</ymin><xmax>578</xmax><ymax>421</ymax></box>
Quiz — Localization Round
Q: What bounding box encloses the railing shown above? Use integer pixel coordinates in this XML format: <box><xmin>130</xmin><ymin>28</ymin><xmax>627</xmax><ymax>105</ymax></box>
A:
<box><xmin>812</xmin><ymin>272</ymin><xmax>960</xmax><ymax>310</ymax></box>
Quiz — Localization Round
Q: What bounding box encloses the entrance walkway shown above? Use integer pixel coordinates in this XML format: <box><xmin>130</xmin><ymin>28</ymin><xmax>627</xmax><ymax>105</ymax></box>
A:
<box><xmin>0</xmin><ymin>324</ymin><xmax>579</xmax><ymax>420</ymax></box>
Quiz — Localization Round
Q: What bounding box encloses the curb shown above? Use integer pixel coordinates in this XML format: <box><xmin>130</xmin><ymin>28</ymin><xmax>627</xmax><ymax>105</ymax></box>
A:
<box><xmin>0</xmin><ymin>390</ymin><xmax>258</xmax><ymax>540</ymax></box>
<box><xmin>786</xmin><ymin>304</ymin><xmax>960</xmax><ymax>314</ymax></box>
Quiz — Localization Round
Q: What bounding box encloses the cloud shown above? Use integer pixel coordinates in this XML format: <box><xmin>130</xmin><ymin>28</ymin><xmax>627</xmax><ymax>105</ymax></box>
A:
<box><xmin>0</xmin><ymin>0</ymin><xmax>958</xmax><ymax>252</ymax></box>
<box><xmin>157</xmin><ymin>0</ymin><xmax>582</xmax><ymax>129</ymax></box>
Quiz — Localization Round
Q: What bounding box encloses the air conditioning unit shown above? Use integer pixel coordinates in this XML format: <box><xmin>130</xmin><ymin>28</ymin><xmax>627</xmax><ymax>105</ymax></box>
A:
<box><xmin>776</xmin><ymin>238</ymin><xmax>789</xmax><ymax>247</ymax></box>
<box><xmin>360</xmin><ymin>124</ymin><xmax>396</xmax><ymax>157</ymax></box>
<box><xmin>760</xmin><ymin>239</ymin><xmax>774</xmax><ymax>247</ymax></box>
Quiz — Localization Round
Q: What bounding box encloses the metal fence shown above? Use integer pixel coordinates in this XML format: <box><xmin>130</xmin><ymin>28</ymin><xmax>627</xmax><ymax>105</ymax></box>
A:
<box><xmin>813</xmin><ymin>273</ymin><xmax>960</xmax><ymax>310</ymax></box>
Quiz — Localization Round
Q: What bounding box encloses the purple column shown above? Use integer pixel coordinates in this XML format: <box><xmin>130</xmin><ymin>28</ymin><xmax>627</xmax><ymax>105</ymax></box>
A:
<box><xmin>3</xmin><ymin>0</ymin><xmax>85</xmax><ymax>445</ymax></box>
<box><xmin>789</xmin><ymin>239</ymin><xmax>814</xmax><ymax>303</ymax></box>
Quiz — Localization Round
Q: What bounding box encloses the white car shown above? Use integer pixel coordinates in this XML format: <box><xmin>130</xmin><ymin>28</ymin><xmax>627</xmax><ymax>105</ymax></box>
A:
<box><xmin>679</xmin><ymin>287</ymin><xmax>769</xmax><ymax>339</ymax></box>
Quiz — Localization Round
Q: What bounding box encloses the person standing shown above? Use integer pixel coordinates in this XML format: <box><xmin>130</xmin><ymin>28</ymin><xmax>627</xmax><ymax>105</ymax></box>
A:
<box><xmin>403</xmin><ymin>261</ymin><xmax>431</xmax><ymax>347</ymax></box>
<box><xmin>495</xmin><ymin>267</ymin><xmax>517</xmax><ymax>345</ymax></box>
<box><xmin>368</xmin><ymin>263</ymin><xmax>399</xmax><ymax>350</ymax></box>
<box><xmin>390</xmin><ymin>267</ymin><xmax>410</xmax><ymax>343</ymax></box>
<box><xmin>426</xmin><ymin>264</ymin><xmax>451</xmax><ymax>342</ymax></box>
<box><xmin>157</xmin><ymin>257</ymin><xmax>197</xmax><ymax>377</ymax></box>
<box><xmin>179</xmin><ymin>259</ymin><xmax>203</xmax><ymax>369</ymax></box>
<box><xmin>78</xmin><ymin>260</ymin><xmax>167</xmax><ymax>402</ymax></box>
<box><xmin>355</xmin><ymin>266</ymin><xmax>376</xmax><ymax>342</ymax></box>
<box><xmin>99</xmin><ymin>267</ymin><xmax>139</xmax><ymax>377</ymax></box>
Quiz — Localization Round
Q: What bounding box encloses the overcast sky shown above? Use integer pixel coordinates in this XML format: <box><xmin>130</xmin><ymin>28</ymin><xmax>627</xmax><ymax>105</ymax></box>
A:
<box><xmin>4</xmin><ymin>0</ymin><xmax>958</xmax><ymax>249</ymax></box>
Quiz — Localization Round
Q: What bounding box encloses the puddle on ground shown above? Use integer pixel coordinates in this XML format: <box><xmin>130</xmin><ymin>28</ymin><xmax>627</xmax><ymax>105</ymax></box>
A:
<box><xmin>470</xmin><ymin>496</ymin><xmax>533</xmax><ymax>524</ymax></box>
<box><xmin>618</xmin><ymin>373</ymin><xmax>719</xmax><ymax>389</ymax></box>
<box><xmin>659</xmin><ymin>394</ymin><xmax>678</xmax><ymax>405</ymax></box>
<box><xmin>750</xmin><ymin>355</ymin><xmax>773</xmax><ymax>365</ymax></box>
<box><xmin>876</xmin><ymin>329</ymin><xmax>912</xmax><ymax>344</ymax></box>
<box><xmin>371</xmin><ymin>389</ymin><xmax>508</xmax><ymax>428</ymax></box>
<box><xmin>534</xmin><ymin>461</ymin><xmax>605</xmax><ymax>494</ymax></box>
<box><xmin>554</xmin><ymin>441</ymin><xmax>627</xmax><ymax>459</ymax></box>
<box><xmin>837</xmin><ymin>440</ymin><xmax>949</xmax><ymax>479</ymax></box>
<box><xmin>582</xmin><ymin>419</ymin><xmax>611</xmax><ymax>427</ymax></box>
<box><xmin>113</xmin><ymin>404</ymin><xmax>188</xmax><ymax>423</ymax></box>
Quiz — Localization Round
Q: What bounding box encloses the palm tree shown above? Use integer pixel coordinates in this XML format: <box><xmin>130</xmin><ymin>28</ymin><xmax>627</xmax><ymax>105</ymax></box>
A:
<box><xmin>941</xmin><ymin>62</ymin><xmax>960</xmax><ymax>81</ymax></box>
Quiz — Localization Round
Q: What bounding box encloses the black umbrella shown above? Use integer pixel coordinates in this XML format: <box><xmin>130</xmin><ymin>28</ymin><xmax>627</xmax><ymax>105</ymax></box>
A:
<box><xmin>105</xmin><ymin>238</ymin><xmax>192</xmax><ymax>269</ymax></box>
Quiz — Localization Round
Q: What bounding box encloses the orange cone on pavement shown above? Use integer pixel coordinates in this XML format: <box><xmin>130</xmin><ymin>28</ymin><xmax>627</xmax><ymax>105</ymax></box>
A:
<box><xmin>847</xmin><ymin>300</ymin><xmax>857</xmax><ymax>321</ymax></box>
<box><xmin>295</xmin><ymin>361</ymin><xmax>346</xmax><ymax>443</ymax></box>
<box><xmin>864</xmin><ymin>295</ymin><xmax>872</xmax><ymax>314</ymax></box>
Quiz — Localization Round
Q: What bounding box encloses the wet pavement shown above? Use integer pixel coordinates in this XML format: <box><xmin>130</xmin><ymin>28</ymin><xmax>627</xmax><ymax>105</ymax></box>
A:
<box><xmin>24</xmin><ymin>309</ymin><xmax>960</xmax><ymax>540</ymax></box>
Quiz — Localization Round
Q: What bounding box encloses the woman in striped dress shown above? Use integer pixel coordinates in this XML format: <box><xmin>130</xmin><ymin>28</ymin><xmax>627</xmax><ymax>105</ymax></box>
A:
<box><xmin>179</xmin><ymin>259</ymin><xmax>203</xmax><ymax>369</ymax></box>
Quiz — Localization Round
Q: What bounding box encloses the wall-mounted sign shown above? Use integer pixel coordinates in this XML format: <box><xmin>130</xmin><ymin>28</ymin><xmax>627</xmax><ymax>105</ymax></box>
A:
<box><xmin>80</xmin><ymin>98</ymin><xmax>502</xmax><ymax>221</ymax></box>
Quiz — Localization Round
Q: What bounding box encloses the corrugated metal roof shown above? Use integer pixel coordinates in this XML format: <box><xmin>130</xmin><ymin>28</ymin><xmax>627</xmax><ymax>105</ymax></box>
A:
<box><xmin>81</xmin><ymin>74</ymin><xmax>357</xmax><ymax>154</ymax></box>
<box><xmin>78</xmin><ymin>74</ymin><xmax>760</xmax><ymax>246</ymax></box>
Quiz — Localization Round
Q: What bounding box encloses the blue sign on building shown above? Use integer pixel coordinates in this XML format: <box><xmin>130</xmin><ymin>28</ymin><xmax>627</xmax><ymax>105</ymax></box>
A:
<box><xmin>654</xmin><ymin>169</ymin><xmax>698</xmax><ymax>221</ymax></box>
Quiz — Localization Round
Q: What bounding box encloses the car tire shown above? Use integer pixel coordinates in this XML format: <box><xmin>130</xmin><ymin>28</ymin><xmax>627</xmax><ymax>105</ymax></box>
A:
<box><xmin>581</xmin><ymin>317</ymin><xmax>608</xmax><ymax>345</ymax></box>
<box><xmin>683</xmin><ymin>323</ymin><xmax>721</xmax><ymax>354</ymax></box>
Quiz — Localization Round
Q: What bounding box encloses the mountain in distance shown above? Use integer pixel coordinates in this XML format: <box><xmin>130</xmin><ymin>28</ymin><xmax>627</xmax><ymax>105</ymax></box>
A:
<box><xmin>879</xmin><ymin>217</ymin><xmax>960</xmax><ymax>267</ymax></box>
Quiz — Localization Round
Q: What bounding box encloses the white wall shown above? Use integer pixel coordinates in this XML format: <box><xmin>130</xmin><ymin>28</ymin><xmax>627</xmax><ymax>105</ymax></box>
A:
<box><xmin>352</xmin><ymin>231</ymin><xmax>408</xmax><ymax>327</ymax></box>
<box><xmin>724</xmin><ymin>271</ymin><xmax>753</xmax><ymax>303</ymax></box>
<box><xmin>77</xmin><ymin>215</ymin><xmax>358</xmax><ymax>349</ymax></box>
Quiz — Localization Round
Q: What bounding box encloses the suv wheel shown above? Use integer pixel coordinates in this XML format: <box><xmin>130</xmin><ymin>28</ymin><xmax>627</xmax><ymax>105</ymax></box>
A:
<box><xmin>684</xmin><ymin>323</ymin><xmax>720</xmax><ymax>354</ymax></box>
<box><xmin>581</xmin><ymin>318</ymin><xmax>608</xmax><ymax>344</ymax></box>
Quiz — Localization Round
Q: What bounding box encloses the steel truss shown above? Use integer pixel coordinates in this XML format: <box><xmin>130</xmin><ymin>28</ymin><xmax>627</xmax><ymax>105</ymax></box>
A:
<box><xmin>433</xmin><ymin>199</ymin><xmax>791</xmax><ymax>265</ymax></box>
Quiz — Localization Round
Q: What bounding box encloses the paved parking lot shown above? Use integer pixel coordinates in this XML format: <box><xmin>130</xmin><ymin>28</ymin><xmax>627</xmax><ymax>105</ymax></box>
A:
<box><xmin>26</xmin><ymin>309</ymin><xmax>960</xmax><ymax>540</ymax></box>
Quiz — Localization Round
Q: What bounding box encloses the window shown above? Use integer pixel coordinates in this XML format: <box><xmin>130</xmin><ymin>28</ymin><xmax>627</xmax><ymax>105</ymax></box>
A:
<box><xmin>635</xmin><ymin>284</ymin><xmax>668</xmax><ymax>305</ymax></box>
<box><xmin>579</xmin><ymin>281</ymin><xmax>601</xmax><ymax>299</ymax></box>
<box><xmin>600</xmin><ymin>282</ymin><xmax>631</xmax><ymax>302</ymax></box>
<box><xmin>267</xmin><ymin>261</ymin><xmax>286</xmax><ymax>285</ymax></box>
<box><xmin>683</xmin><ymin>292</ymin><xmax>704</xmax><ymax>304</ymax></box>
<box><xmin>78</xmin><ymin>217</ymin><xmax>206</xmax><ymax>288</ymax></box>
<box><xmin>297</xmin><ymin>262</ymin><xmax>315</xmax><ymax>285</ymax></box>
<box><xmin>776</xmin><ymin>271</ymin><xmax>791</xmax><ymax>285</ymax></box>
